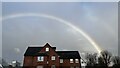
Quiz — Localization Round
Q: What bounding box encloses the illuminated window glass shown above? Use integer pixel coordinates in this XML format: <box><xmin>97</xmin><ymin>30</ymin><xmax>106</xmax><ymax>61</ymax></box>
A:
<box><xmin>51</xmin><ymin>56</ymin><xmax>55</xmax><ymax>60</ymax></box>
<box><xmin>37</xmin><ymin>56</ymin><xmax>44</xmax><ymax>61</ymax></box>
<box><xmin>75</xmin><ymin>59</ymin><xmax>79</xmax><ymax>63</ymax></box>
<box><xmin>46</xmin><ymin>47</ymin><xmax>49</xmax><ymax>51</ymax></box>
<box><xmin>60</xmin><ymin>59</ymin><xmax>63</xmax><ymax>63</ymax></box>
<box><xmin>70</xmin><ymin>59</ymin><xmax>73</xmax><ymax>63</ymax></box>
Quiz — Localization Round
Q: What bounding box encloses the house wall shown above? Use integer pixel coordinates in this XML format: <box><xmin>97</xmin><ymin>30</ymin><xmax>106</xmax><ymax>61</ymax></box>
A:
<box><xmin>39</xmin><ymin>44</ymin><xmax>60</xmax><ymax>68</ymax></box>
<box><xmin>60</xmin><ymin>59</ymin><xmax>81</xmax><ymax>68</ymax></box>
<box><xmin>32</xmin><ymin>56</ymin><xmax>48</xmax><ymax>66</ymax></box>
<box><xmin>23</xmin><ymin>56</ymin><xmax>34</xmax><ymax>66</ymax></box>
<box><xmin>23</xmin><ymin>44</ymin><xmax>81</xmax><ymax>68</ymax></box>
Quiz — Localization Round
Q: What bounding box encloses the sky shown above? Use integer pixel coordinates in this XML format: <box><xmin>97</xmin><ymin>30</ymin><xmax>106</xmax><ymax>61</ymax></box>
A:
<box><xmin>0</xmin><ymin>2</ymin><xmax>2</xmax><ymax>60</ymax></box>
<box><xmin>1</xmin><ymin>0</ymin><xmax>119</xmax><ymax>2</ymax></box>
<box><xmin>2</xmin><ymin>2</ymin><xmax>118</xmax><ymax>64</ymax></box>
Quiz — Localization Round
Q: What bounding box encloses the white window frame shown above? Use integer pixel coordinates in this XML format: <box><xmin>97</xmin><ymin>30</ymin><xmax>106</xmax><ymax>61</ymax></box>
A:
<box><xmin>51</xmin><ymin>56</ymin><xmax>55</xmax><ymax>60</ymax></box>
<box><xmin>60</xmin><ymin>59</ymin><xmax>63</xmax><ymax>63</ymax></box>
<box><xmin>46</xmin><ymin>47</ymin><xmax>49</xmax><ymax>51</ymax></box>
<box><xmin>36</xmin><ymin>66</ymin><xmax>43</xmax><ymax>68</ymax></box>
<box><xmin>51</xmin><ymin>65</ymin><xmax>55</xmax><ymax>68</ymax></box>
<box><xmin>37</xmin><ymin>56</ymin><xmax>44</xmax><ymax>61</ymax></box>
<box><xmin>75</xmin><ymin>59</ymin><xmax>79</xmax><ymax>63</ymax></box>
<box><xmin>70</xmin><ymin>59</ymin><xmax>73</xmax><ymax>63</ymax></box>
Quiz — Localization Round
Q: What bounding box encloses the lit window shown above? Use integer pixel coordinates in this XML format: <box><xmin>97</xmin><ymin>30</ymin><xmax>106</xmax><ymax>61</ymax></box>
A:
<box><xmin>46</xmin><ymin>47</ymin><xmax>49</xmax><ymax>51</ymax></box>
<box><xmin>37</xmin><ymin>56</ymin><xmax>44</xmax><ymax>61</ymax></box>
<box><xmin>70</xmin><ymin>59</ymin><xmax>73</xmax><ymax>63</ymax></box>
<box><xmin>75</xmin><ymin>59</ymin><xmax>79</xmax><ymax>63</ymax></box>
<box><xmin>47</xmin><ymin>61</ymin><xmax>49</xmax><ymax>64</ymax></box>
<box><xmin>51</xmin><ymin>56</ymin><xmax>55</xmax><ymax>60</ymax></box>
<box><xmin>60</xmin><ymin>59</ymin><xmax>63</xmax><ymax>63</ymax></box>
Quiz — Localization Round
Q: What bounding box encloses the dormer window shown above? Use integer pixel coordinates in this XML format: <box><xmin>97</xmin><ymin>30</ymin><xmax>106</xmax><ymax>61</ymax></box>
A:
<box><xmin>46</xmin><ymin>47</ymin><xmax>49</xmax><ymax>51</ymax></box>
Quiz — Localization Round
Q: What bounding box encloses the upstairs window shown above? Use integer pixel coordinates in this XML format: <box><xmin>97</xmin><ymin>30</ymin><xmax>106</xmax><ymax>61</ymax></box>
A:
<box><xmin>51</xmin><ymin>65</ymin><xmax>55</xmax><ymax>68</ymax></box>
<box><xmin>60</xmin><ymin>59</ymin><xmax>63</xmax><ymax>63</ymax></box>
<box><xmin>51</xmin><ymin>56</ymin><xmax>55</xmax><ymax>60</ymax></box>
<box><xmin>75</xmin><ymin>59</ymin><xmax>79</xmax><ymax>63</ymax></box>
<box><xmin>37</xmin><ymin>56</ymin><xmax>44</xmax><ymax>61</ymax></box>
<box><xmin>70</xmin><ymin>59</ymin><xmax>73</xmax><ymax>63</ymax></box>
<box><xmin>46</xmin><ymin>47</ymin><xmax>49</xmax><ymax>51</ymax></box>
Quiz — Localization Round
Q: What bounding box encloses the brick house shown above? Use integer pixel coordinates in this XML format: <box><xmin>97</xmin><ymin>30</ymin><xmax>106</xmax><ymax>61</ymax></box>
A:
<box><xmin>23</xmin><ymin>43</ymin><xmax>81</xmax><ymax>68</ymax></box>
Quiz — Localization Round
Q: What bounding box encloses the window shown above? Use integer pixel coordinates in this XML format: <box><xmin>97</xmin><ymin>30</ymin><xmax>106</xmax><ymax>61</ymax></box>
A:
<box><xmin>70</xmin><ymin>66</ymin><xmax>74</xmax><ymax>68</ymax></box>
<box><xmin>70</xmin><ymin>59</ymin><xmax>73</xmax><ymax>63</ymax></box>
<box><xmin>75</xmin><ymin>59</ymin><xmax>79</xmax><ymax>63</ymax></box>
<box><xmin>36</xmin><ymin>66</ymin><xmax>43</xmax><ymax>68</ymax></box>
<box><xmin>46</xmin><ymin>47</ymin><xmax>49</xmax><ymax>51</ymax></box>
<box><xmin>51</xmin><ymin>65</ymin><xmax>55</xmax><ymax>68</ymax></box>
<box><xmin>76</xmin><ymin>66</ymin><xmax>79</xmax><ymax>68</ymax></box>
<box><xmin>37</xmin><ymin>56</ymin><xmax>44</xmax><ymax>61</ymax></box>
<box><xmin>60</xmin><ymin>59</ymin><xmax>63</xmax><ymax>63</ymax></box>
<box><xmin>51</xmin><ymin>56</ymin><xmax>55</xmax><ymax>60</ymax></box>
<box><xmin>47</xmin><ymin>61</ymin><xmax>49</xmax><ymax>64</ymax></box>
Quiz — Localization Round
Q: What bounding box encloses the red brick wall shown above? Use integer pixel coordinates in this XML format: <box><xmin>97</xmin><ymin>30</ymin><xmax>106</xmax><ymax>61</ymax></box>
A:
<box><xmin>60</xmin><ymin>59</ymin><xmax>81</xmax><ymax>67</ymax></box>
<box><xmin>23</xmin><ymin>56</ymin><xmax>34</xmax><ymax>66</ymax></box>
<box><xmin>23</xmin><ymin>44</ymin><xmax>81</xmax><ymax>68</ymax></box>
<box><xmin>39</xmin><ymin>44</ymin><xmax>60</xmax><ymax>67</ymax></box>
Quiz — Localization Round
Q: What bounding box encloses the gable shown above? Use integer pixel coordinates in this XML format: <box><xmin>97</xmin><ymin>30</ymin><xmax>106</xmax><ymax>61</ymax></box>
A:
<box><xmin>24</xmin><ymin>43</ymin><xmax>56</xmax><ymax>56</ymax></box>
<box><xmin>39</xmin><ymin>43</ymin><xmax>58</xmax><ymax>56</ymax></box>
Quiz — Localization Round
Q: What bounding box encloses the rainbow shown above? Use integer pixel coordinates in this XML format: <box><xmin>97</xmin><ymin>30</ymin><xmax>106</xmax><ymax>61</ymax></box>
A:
<box><xmin>2</xmin><ymin>13</ymin><xmax>102</xmax><ymax>53</ymax></box>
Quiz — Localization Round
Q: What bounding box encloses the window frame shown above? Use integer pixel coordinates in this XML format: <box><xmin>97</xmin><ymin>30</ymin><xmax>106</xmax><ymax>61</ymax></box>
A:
<box><xmin>51</xmin><ymin>65</ymin><xmax>56</xmax><ymax>68</ymax></box>
<box><xmin>75</xmin><ymin>59</ymin><xmax>79</xmax><ymax>63</ymax></box>
<box><xmin>70</xmin><ymin>59</ymin><xmax>74</xmax><ymax>63</ymax></box>
<box><xmin>60</xmin><ymin>59</ymin><xmax>63</xmax><ymax>63</ymax></box>
<box><xmin>46</xmin><ymin>47</ymin><xmax>49</xmax><ymax>51</ymax></box>
<box><xmin>37</xmin><ymin>56</ymin><xmax>44</xmax><ymax>62</ymax></box>
<box><xmin>51</xmin><ymin>56</ymin><xmax>56</xmax><ymax>60</ymax></box>
<box><xmin>36</xmin><ymin>66</ymin><xmax>43</xmax><ymax>68</ymax></box>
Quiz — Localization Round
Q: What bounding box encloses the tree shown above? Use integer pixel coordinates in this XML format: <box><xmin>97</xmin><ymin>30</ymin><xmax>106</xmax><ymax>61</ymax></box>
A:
<box><xmin>98</xmin><ymin>57</ymin><xmax>104</xmax><ymax>65</ymax></box>
<box><xmin>85</xmin><ymin>53</ymin><xmax>98</xmax><ymax>68</ymax></box>
<box><xmin>112</xmin><ymin>56</ymin><xmax>120</xmax><ymax>68</ymax></box>
<box><xmin>99</xmin><ymin>50</ymin><xmax>112</xmax><ymax>68</ymax></box>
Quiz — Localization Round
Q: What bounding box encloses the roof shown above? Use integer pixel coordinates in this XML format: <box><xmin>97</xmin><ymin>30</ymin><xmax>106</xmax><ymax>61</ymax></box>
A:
<box><xmin>24</xmin><ymin>47</ymin><xmax>56</xmax><ymax>56</ymax></box>
<box><xmin>24</xmin><ymin>43</ymin><xmax>81</xmax><ymax>59</ymax></box>
<box><xmin>57</xmin><ymin>51</ymin><xmax>81</xmax><ymax>59</ymax></box>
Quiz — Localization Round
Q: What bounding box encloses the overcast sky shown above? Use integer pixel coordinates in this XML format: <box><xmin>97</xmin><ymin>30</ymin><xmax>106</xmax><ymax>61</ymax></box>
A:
<box><xmin>2</xmin><ymin>2</ymin><xmax>118</xmax><ymax>63</ymax></box>
<box><xmin>1</xmin><ymin>0</ymin><xmax>119</xmax><ymax>2</ymax></box>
